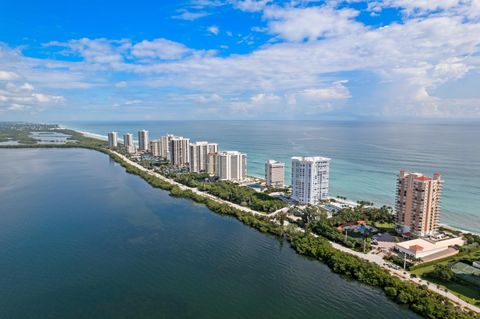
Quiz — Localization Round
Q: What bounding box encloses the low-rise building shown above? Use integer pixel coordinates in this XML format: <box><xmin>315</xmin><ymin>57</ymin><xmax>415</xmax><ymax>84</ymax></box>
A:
<box><xmin>394</xmin><ymin>237</ymin><xmax>464</xmax><ymax>259</ymax></box>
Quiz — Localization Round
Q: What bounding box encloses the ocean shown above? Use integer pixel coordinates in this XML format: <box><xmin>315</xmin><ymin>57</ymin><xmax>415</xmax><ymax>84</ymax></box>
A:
<box><xmin>0</xmin><ymin>148</ymin><xmax>420</xmax><ymax>318</ymax></box>
<box><xmin>62</xmin><ymin>120</ymin><xmax>480</xmax><ymax>233</ymax></box>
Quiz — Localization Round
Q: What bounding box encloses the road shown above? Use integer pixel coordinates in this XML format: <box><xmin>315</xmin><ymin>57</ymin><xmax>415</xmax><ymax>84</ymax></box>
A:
<box><xmin>109</xmin><ymin>150</ymin><xmax>479</xmax><ymax>314</ymax></box>
<box><xmin>110</xmin><ymin>150</ymin><xmax>287</xmax><ymax>217</ymax></box>
<box><xmin>330</xmin><ymin>242</ymin><xmax>480</xmax><ymax>314</ymax></box>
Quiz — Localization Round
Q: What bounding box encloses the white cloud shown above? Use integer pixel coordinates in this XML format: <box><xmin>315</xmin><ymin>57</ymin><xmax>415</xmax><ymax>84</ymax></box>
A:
<box><xmin>264</xmin><ymin>6</ymin><xmax>364</xmax><ymax>41</ymax></box>
<box><xmin>0</xmin><ymin>70</ymin><xmax>18</xmax><ymax>81</ymax></box>
<box><xmin>233</xmin><ymin>0</ymin><xmax>271</xmax><ymax>12</ymax></box>
<box><xmin>131</xmin><ymin>39</ymin><xmax>191</xmax><ymax>60</ymax></box>
<box><xmin>172</xmin><ymin>10</ymin><xmax>210</xmax><ymax>20</ymax></box>
<box><xmin>298</xmin><ymin>81</ymin><xmax>351</xmax><ymax>100</ymax></box>
<box><xmin>208</xmin><ymin>25</ymin><xmax>220</xmax><ymax>35</ymax></box>
<box><xmin>250</xmin><ymin>92</ymin><xmax>280</xmax><ymax>104</ymax></box>
<box><xmin>0</xmin><ymin>82</ymin><xmax>65</xmax><ymax>112</ymax></box>
<box><xmin>371</xmin><ymin>0</ymin><xmax>460</xmax><ymax>15</ymax></box>
<box><xmin>2</xmin><ymin>1</ymin><xmax>480</xmax><ymax>118</ymax></box>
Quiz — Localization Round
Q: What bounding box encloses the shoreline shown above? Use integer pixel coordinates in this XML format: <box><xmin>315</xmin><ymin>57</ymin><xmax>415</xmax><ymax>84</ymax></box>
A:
<box><xmin>67</xmin><ymin>127</ymin><xmax>479</xmax><ymax>236</ymax></box>
<box><xmin>1</xmin><ymin>130</ymin><xmax>478</xmax><ymax>317</ymax></box>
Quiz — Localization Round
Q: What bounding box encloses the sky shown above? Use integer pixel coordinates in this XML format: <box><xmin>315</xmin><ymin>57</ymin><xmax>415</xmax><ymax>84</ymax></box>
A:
<box><xmin>0</xmin><ymin>0</ymin><xmax>480</xmax><ymax>121</ymax></box>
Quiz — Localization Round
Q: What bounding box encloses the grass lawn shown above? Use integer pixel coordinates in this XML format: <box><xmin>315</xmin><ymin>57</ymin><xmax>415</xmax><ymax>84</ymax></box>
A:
<box><xmin>374</xmin><ymin>222</ymin><xmax>395</xmax><ymax>230</ymax></box>
<box><xmin>411</xmin><ymin>248</ymin><xmax>480</xmax><ymax>307</ymax></box>
<box><xmin>424</xmin><ymin>277</ymin><xmax>480</xmax><ymax>307</ymax></box>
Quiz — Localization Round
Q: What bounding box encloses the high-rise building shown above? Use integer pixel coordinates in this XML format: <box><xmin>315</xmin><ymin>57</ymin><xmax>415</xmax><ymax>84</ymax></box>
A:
<box><xmin>138</xmin><ymin>130</ymin><xmax>149</xmax><ymax>151</ymax></box>
<box><xmin>123</xmin><ymin>133</ymin><xmax>135</xmax><ymax>154</ymax></box>
<box><xmin>207</xmin><ymin>152</ymin><xmax>217</xmax><ymax>175</ymax></box>
<box><xmin>169</xmin><ymin>136</ymin><xmax>190</xmax><ymax>166</ymax></box>
<box><xmin>291</xmin><ymin>156</ymin><xmax>330</xmax><ymax>205</ymax></box>
<box><xmin>216</xmin><ymin>151</ymin><xmax>247</xmax><ymax>181</ymax></box>
<box><xmin>395</xmin><ymin>170</ymin><xmax>442</xmax><ymax>237</ymax></box>
<box><xmin>107</xmin><ymin>132</ymin><xmax>118</xmax><ymax>148</ymax></box>
<box><xmin>189</xmin><ymin>141</ymin><xmax>218</xmax><ymax>173</ymax></box>
<box><xmin>265</xmin><ymin>160</ymin><xmax>285</xmax><ymax>188</ymax></box>
<box><xmin>160</xmin><ymin>134</ymin><xmax>174</xmax><ymax>159</ymax></box>
<box><xmin>150</xmin><ymin>140</ymin><xmax>161</xmax><ymax>157</ymax></box>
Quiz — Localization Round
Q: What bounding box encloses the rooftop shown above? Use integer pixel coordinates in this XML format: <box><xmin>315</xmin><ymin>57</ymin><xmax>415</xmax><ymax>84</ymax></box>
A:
<box><xmin>291</xmin><ymin>156</ymin><xmax>331</xmax><ymax>162</ymax></box>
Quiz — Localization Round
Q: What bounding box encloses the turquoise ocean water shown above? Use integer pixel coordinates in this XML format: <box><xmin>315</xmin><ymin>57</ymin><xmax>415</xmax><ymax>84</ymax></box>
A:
<box><xmin>0</xmin><ymin>148</ymin><xmax>420</xmax><ymax>318</ymax></box>
<box><xmin>63</xmin><ymin>120</ymin><xmax>480</xmax><ymax>233</ymax></box>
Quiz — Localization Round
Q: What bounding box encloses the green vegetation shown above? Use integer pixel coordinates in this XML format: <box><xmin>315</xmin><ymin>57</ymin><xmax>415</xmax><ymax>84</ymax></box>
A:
<box><xmin>0</xmin><ymin>122</ymin><xmax>58</xmax><ymax>144</ymax></box>
<box><xmin>430</xmin><ymin>264</ymin><xmax>455</xmax><ymax>281</ymax></box>
<box><xmin>1</xmin><ymin>123</ymin><xmax>479</xmax><ymax>318</ymax></box>
<box><xmin>410</xmin><ymin>243</ymin><xmax>480</xmax><ymax>307</ymax></box>
<box><xmin>292</xmin><ymin>205</ymin><xmax>395</xmax><ymax>253</ymax></box>
<box><xmin>374</xmin><ymin>222</ymin><xmax>396</xmax><ymax>231</ymax></box>
<box><xmin>328</xmin><ymin>205</ymin><xmax>394</xmax><ymax>226</ymax></box>
<box><xmin>171</xmin><ymin>172</ymin><xmax>285</xmax><ymax>213</ymax></box>
<box><xmin>289</xmin><ymin>234</ymin><xmax>479</xmax><ymax>319</ymax></box>
<box><xmin>0</xmin><ymin>123</ymin><xmax>106</xmax><ymax>150</ymax></box>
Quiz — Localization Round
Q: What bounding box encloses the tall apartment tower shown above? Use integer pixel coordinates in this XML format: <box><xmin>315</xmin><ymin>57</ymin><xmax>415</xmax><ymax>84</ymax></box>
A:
<box><xmin>207</xmin><ymin>152</ymin><xmax>217</xmax><ymax>175</ymax></box>
<box><xmin>265</xmin><ymin>160</ymin><xmax>285</xmax><ymax>188</ymax></box>
<box><xmin>138</xmin><ymin>130</ymin><xmax>149</xmax><ymax>152</ymax></box>
<box><xmin>150</xmin><ymin>140</ymin><xmax>161</xmax><ymax>157</ymax></box>
<box><xmin>291</xmin><ymin>156</ymin><xmax>330</xmax><ymax>205</ymax></box>
<box><xmin>216</xmin><ymin>151</ymin><xmax>247</xmax><ymax>181</ymax></box>
<box><xmin>189</xmin><ymin>142</ymin><xmax>218</xmax><ymax>173</ymax></box>
<box><xmin>160</xmin><ymin>134</ymin><xmax>175</xmax><ymax>160</ymax></box>
<box><xmin>395</xmin><ymin>170</ymin><xmax>442</xmax><ymax>237</ymax></box>
<box><xmin>107</xmin><ymin>132</ymin><xmax>118</xmax><ymax>148</ymax></box>
<box><xmin>123</xmin><ymin>133</ymin><xmax>135</xmax><ymax>154</ymax></box>
<box><xmin>169</xmin><ymin>136</ymin><xmax>190</xmax><ymax>166</ymax></box>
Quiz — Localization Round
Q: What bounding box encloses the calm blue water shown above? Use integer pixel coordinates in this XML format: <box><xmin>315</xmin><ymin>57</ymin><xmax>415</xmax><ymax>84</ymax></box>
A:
<box><xmin>63</xmin><ymin>120</ymin><xmax>480</xmax><ymax>233</ymax></box>
<box><xmin>0</xmin><ymin>148</ymin><xmax>419</xmax><ymax>318</ymax></box>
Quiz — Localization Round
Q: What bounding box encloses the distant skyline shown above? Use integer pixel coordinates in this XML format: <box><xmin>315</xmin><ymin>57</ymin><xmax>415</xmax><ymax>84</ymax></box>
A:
<box><xmin>0</xmin><ymin>0</ymin><xmax>479</xmax><ymax>121</ymax></box>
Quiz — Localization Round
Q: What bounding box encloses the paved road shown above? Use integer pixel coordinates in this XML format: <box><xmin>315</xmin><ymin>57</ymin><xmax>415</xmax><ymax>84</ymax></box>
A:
<box><xmin>110</xmin><ymin>151</ymin><xmax>287</xmax><ymax>217</ymax></box>
<box><xmin>110</xmin><ymin>150</ymin><xmax>479</xmax><ymax>314</ymax></box>
<box><xmin>330</xmin><ymin>242</ymin><xmax>480</xmax><ymax>314</ymax></box>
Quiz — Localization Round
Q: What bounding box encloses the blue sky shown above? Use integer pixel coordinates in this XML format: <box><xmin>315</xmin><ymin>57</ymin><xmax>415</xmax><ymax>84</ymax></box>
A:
<box><xmin>0</xmin><ymin>0</ymin><xmax>479</xmax><ymax>121</ymax></box>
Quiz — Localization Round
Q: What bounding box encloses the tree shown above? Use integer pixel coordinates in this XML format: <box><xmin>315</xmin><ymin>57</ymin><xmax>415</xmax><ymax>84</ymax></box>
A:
<box><xmin>430</xmin><ymin>264</ymin><xmax>455</xmax><ymax>281</ymax></box>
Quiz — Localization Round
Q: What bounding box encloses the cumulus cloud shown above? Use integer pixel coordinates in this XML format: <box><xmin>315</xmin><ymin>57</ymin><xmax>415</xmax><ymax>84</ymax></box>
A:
<box><xmin>0</xmin><ymin>81</ymin><xmax>64</xmax><ymax>112</ymax></box>
<box><xmin>207</xmin><ymin>25</ymin><xmax>220</xmax><ymax>35</ymax></box>
<box><xmin>2</xmin><ymin>1</ymin><xmax>480</xmax><ymax>118</ymax></box>
<box><xmin>131</xmin><ymin>39</ymin><xmax>191</xmax><ymax>60</ymax></box>
<box><xmin>264</xmin><ymin>6</ymin><xmax>363</xmax><ymax>41</ymax></box>
<box><xmin>234</xmin><ymin>0</ymin><xmax>272</xmax><ymax>12</ymax></box>
<box><xmin>0</xmin><ymin>70</ymin><xmax>19</xmax><ymax>81</ymax></box>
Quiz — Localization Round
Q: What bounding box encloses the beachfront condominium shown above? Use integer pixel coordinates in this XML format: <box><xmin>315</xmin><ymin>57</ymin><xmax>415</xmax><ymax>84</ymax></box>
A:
<box><xmin>107</xmin><ymin>132</ymin><xmax>118</xmax><ymax>148</ymax></box>
<box><xmin>169</xmin><ymin>136</ymin><xmax>190</xmax><ymax>166</ymax></box>
<box><xmin>123</xmin><ymin>133</ymin><xmax>135</xmax><ymax>154</ymax></box>
<box><xmin>216</xmin><ymin>151</ymin><xmax>247</xmax><ymax>181</ymax></box>
<box><xmin>189</xmin><ymin>142</ymin><xmax>218</xmax><ymax>173</ymax></box>
<box><xmin>138</xmin><ymin>130</ymin><xmax>149</xmax><ymax>152</ymax></box>
<box><xmin>160</xmin><ymin>134</ymin><xmax>175</xmax><ymax>160</ymax></box>
<box><xmin>150</xmin><ymin>139</ymin><xmax>161</xmax><ymax>157</ymax></box>
<box><xmin>265</xmin><ymin>160</ymin><xmax>285</xmax><ymax>188</ymax></box>
<box><xmin>395</xmin><ymin>170</ymin><xmax>442</xmax><ymax>237</ymax></box>
<box><xmin>207</xmin><ymin>152</ymin><xmax>217</xmax><ymax>175</ymax></box>
<box><xmin>291</xmin><ymin>156</ymin><xmax>330</xmax><ymax>205</ymax></box>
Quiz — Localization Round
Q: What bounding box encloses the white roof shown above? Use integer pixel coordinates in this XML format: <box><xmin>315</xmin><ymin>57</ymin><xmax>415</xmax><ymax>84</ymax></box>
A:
<box><xmin>396</xmin><ymin>237</ymin><xmax>464</xmax><ymax>253</ymax></box>
<box><xmin>291</xmin><ymin>156</ymin><xmax>331</xmax><ymax>162</ymax></box>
